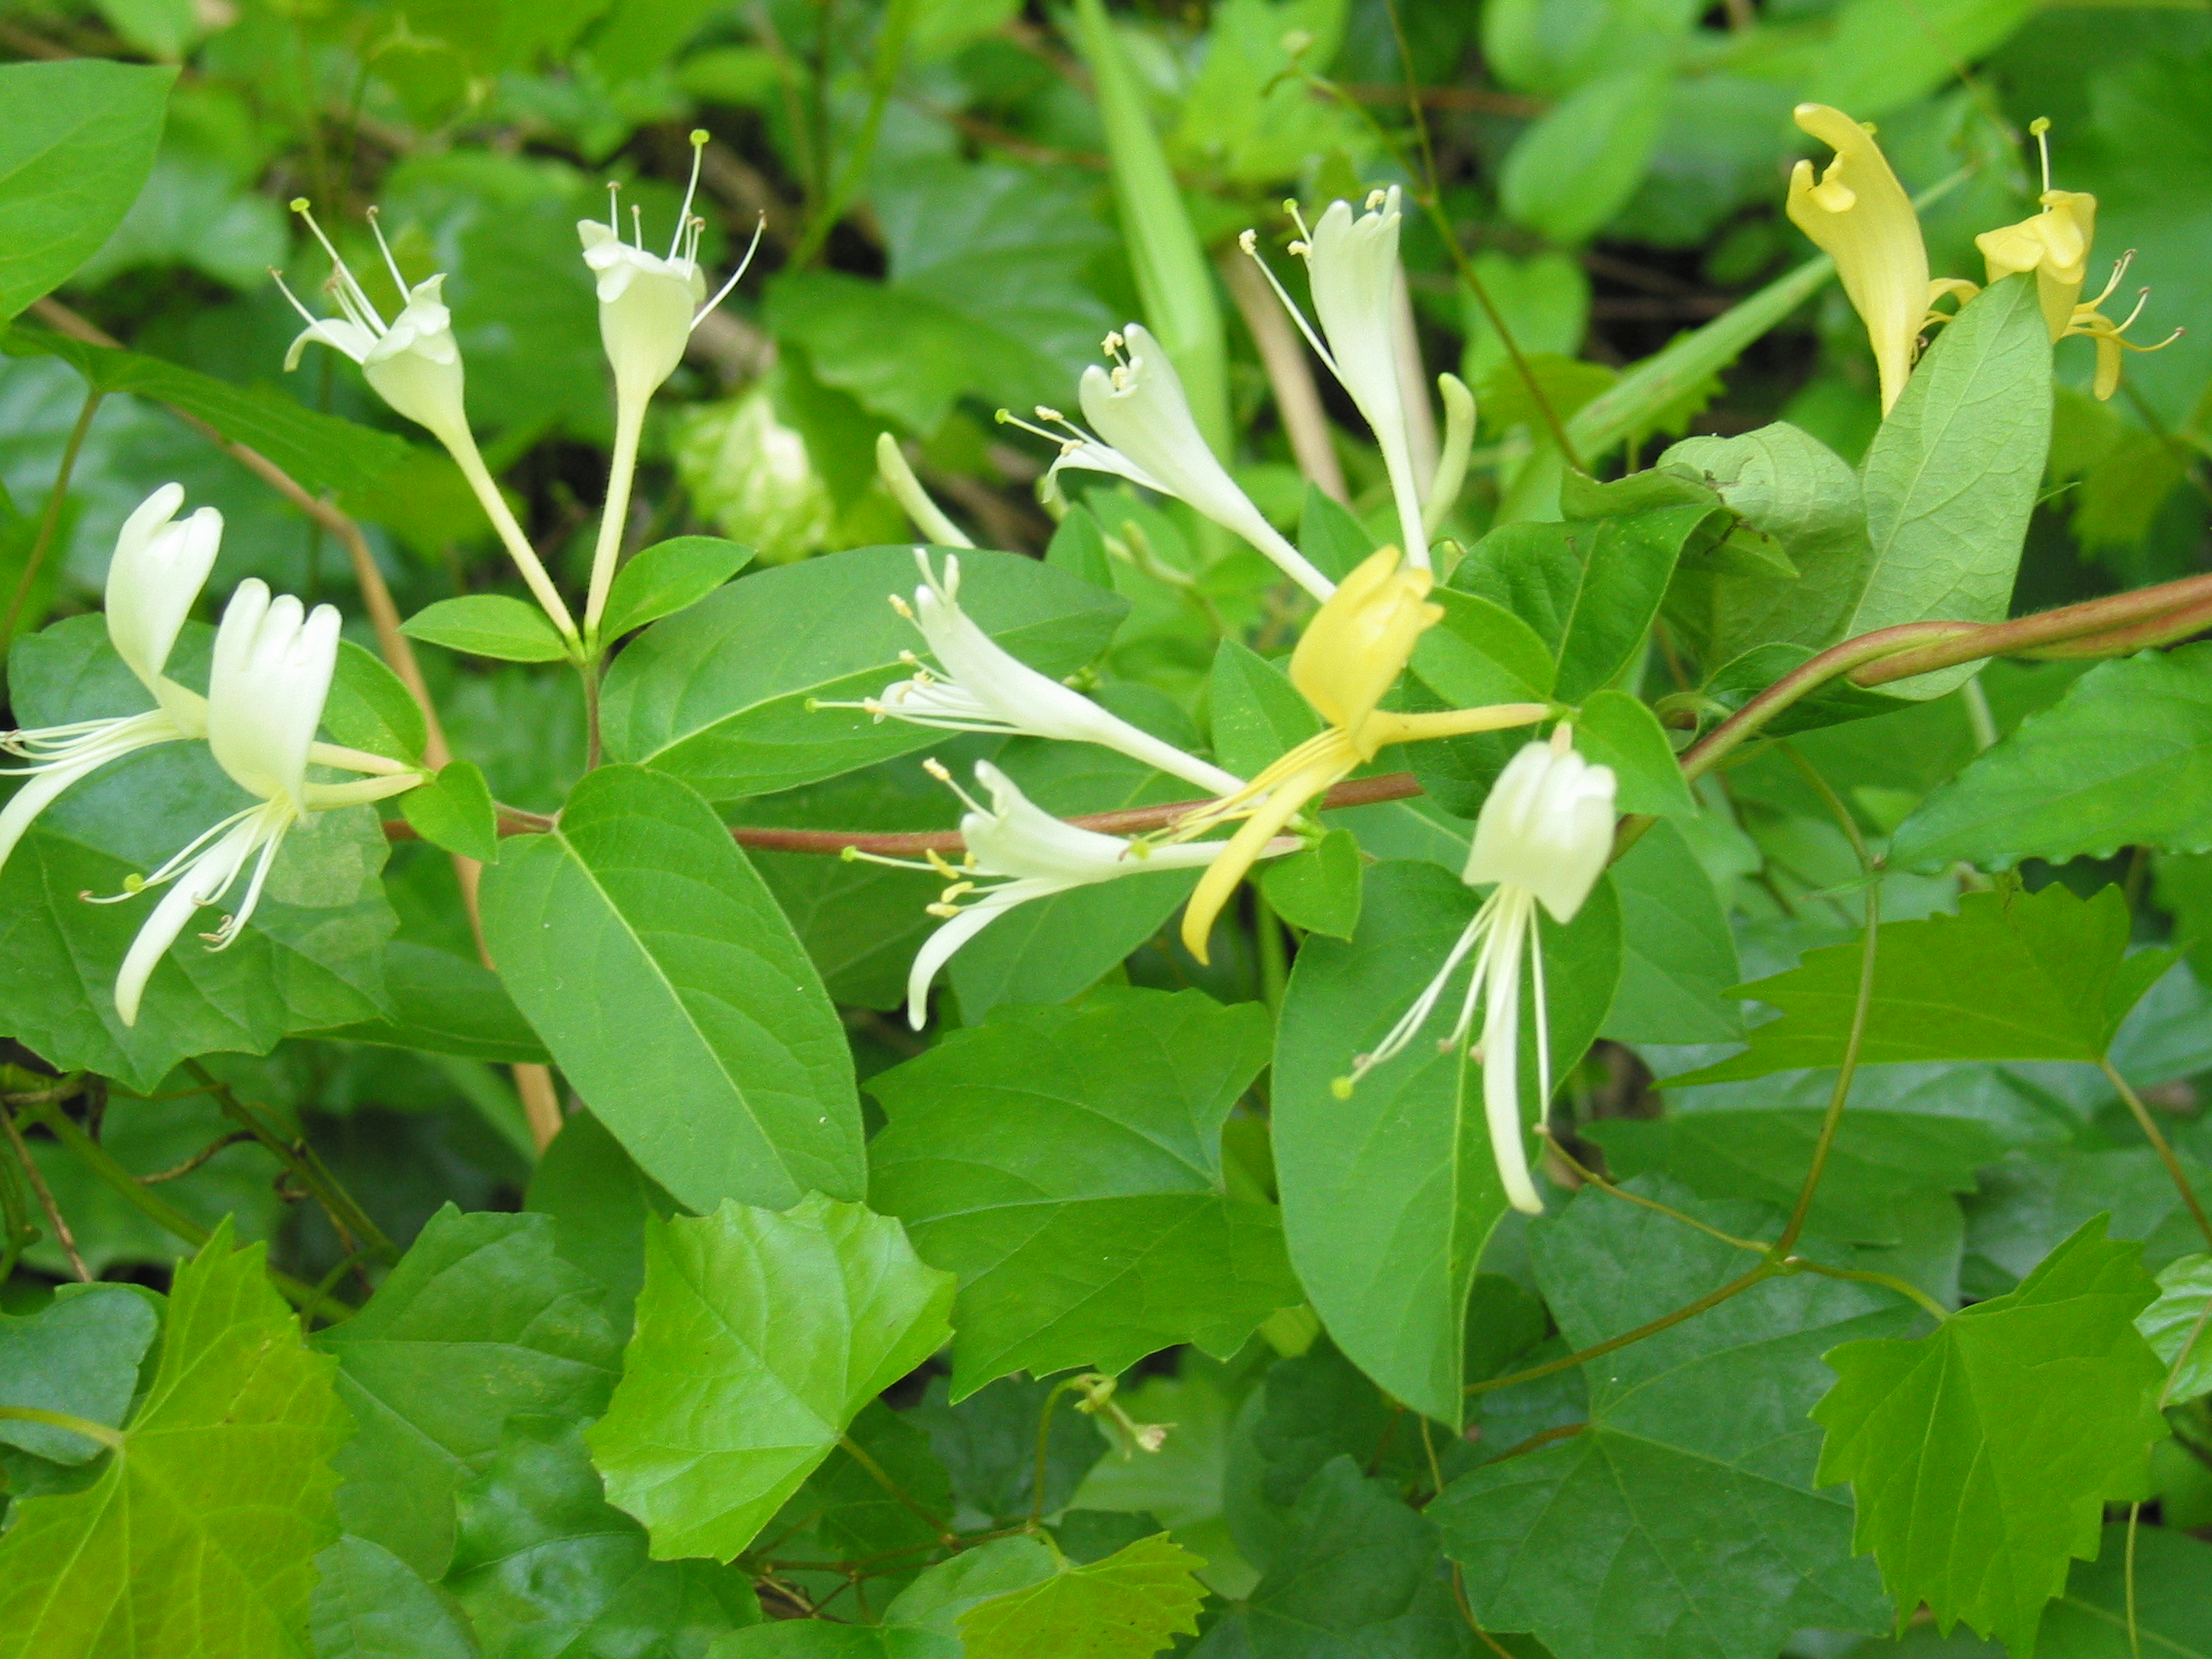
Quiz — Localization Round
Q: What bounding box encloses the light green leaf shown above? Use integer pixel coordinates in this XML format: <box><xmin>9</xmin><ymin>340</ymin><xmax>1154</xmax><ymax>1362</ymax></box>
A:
<box><xmin>0</xmin><ymin>60</ymin><xmax>175</xmax><ymax>320</ymax></box>
<box><xmin>1814</xmin><ymin>1218</ymin><xmax>2170</xmax><ymax>1654</ymax></box>
<box><xmin>1273</xmin><ymin>861</ymin><xmax>1621</xmax><ymax>1422</ymax></box>
<box><xmin>1500</xmin><ymin>65</ymin><xmax>1671</xmax><ymax>245</ymax></box>
<box><xmin>2136</xmin><ymin>1253</ymin><xmax>2212</xmax><ymax>1406</ymax></box>
<box><xmin>450</xmin><ymin>1415</ymin><xmax>760</xmax><ymax>1655</ymax></box>
<box><xmin>480</xmin><ymin>763</ymin><xmax>865</xmax><ymax>1216</ymax></box>
<box><xmin>1671</xmin><ymin>884</ymin><xmax>2168</xmax><ymax>1086</ymax></box>
<box><xmin>599</xmin><ymin>535</ymin><xmax>756</xmax><ymax>642</ymax></box>
<box><xmin>868</xmin><ymin>990</ymin><xmax>1299</xmax><ymax>1395</ymax></box>
<box><xmin>1</xmin><ymin>329</ymin><xmax>408</xmax><ymax>499</ymax></box>
<box><xmin>1601</xmin><ymin>817</ymin><xmax>1742</xmax><ymax>1044</ymax></box>
<box><xmin>1413</xmin><ymin>586</ymin><xmax>1557</xmax><ymax>707</ymax></box>
<box><xmin>1207</xmin><ymin>639</ymin><xmax>1321</xmax><ymax>779</ymax></box>
<box><xmin>315</xmin><ymin>1206</ymin><xmax>621</xmax><ymax>1579</ymax></box>
<box><xmin>586</xmin><ymin>1194</ymin><xmax>955</xmax><ymax>1562</ymax></box>
<box><xmin>711</xmin><ymin>1535</ymin><xmax>1059</xmax><ymax>1658</ymax></box>
<box><xmin>308</xmin><ymin>1534</ymin><xmax>476</xmax><ymax>1659</ymax></box>
<box><xmin>958</xmin><ymin>1531</ymin><xmax>1207</xmax><ymax>1659</ymax></box>
<box><xmin>1259</xmin><ymin>828</ymin><xmax>1362</xmax><ymax>940</ymax></box>
<box><xmin>402</xmin><ymin>595</ymin><xmax>573</xmax><ymax>663</ymax></box>
<box><xmin>1437</xmin><ymin>1180</ymin><xmax>1909</xmax><ymax>1659</ymax></box>
<box><xmin>0</xmin><ymin>1283</ymin><xmax>158</xmax><ymax>1465</ymax></box>
<box><xmin>324</xmin><ymin>642</ymin><xmax>428</xmax><ymax>765</ymax></box>
<box><xmin>1847</xmin><ymin>275</ymin><xmax>2053</xmax><ymax>700</ymax></box>
<box><xmin>1809</xmin><ymin>0</ymin><xmax>2039</xmax><ymax>120</ymax></box>
<box><xmin>600</xmin><ymin>547</ymin><xmax>1124</xmax><ymax>799</ymax></box>
<box><xmin>0</xmin><ymin>1224</ymin><xmax>350</xmax><ymax>1659</ymax></box>
<box><xmin>1890</xmin><ymin>646</ymin><xmax>2212</xmax><ymax>871</ymax></box>
<box><xmin>1575</xmin><ymin>690</ymin><xmax>1693</xmax><ymax>818</ymax></box>
<box><xmin>398</xmin><ymin>760</ymin><xmax>499</xmax><ymax>864</ymax></box>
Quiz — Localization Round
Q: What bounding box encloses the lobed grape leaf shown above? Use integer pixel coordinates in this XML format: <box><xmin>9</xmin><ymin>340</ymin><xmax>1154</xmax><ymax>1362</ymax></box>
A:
<box><xmin>0</xmin><ymin>1224</ymin><xmax>350</xmax><ymax>1659</ymax></box>
<box><xmin>586</xmin><ymin>1194</ymin><xmax>955</xmax><ymax>1562</ymax></box>
<box><xmin>956</xmin><ymin>1531</ymin><xmax>1207</xmax><ymax>1659</ymax></box>
<box><xmin>2136</xmin><ymin>1252</ymin><xmax>2212</xmax><ymax>1405</ymax></box>
<box><xmin>0</xmin><ymin>1282</ymin><xmax>157</xmax><ymax>1465</ymax></box>
<box><xmin>1813</xmin><ymin>1217</ymin><xmax>2169</xmax><ymax>1654</ymax></box>
<box><xmin>867</xmin><ymin>988</ymin><xmax>1299</xmax><ymax>1395</ymax></box>
<box><xmin>712</xmin><ymin>1535</ymin><xmax>1059</xmax><ymax>1657</ymax></box>
<box><xmin>308</xmin><ymin>1533</ymin><xmax>476</xmax><ymax>1659</ymax></box>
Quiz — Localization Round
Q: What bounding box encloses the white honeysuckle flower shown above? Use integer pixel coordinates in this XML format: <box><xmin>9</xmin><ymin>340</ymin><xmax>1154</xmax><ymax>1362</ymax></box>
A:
<box><xmin>1</xmin><ymin>485</ymin><xmax>221</xmax><ymax>880</ymax></box>
<box><xmin>1336</xmin><ymin>726</ymin><xmax>1616</xmax><ymax>1215</ymax></box>
<box><xmin>862</xmin><ymin>760</ymin><xmax>1250</xmax><ymax>1030</ymax></box>
<box><xmin>276</xmin><ymin>203</ymin><xmax>470</xmax><ymax>453</ymax></box>
<box><xmin>819</xmin><ymin>550</ymin><xmax>1243</xmax><ymax>797</ymax></box>
<box><xmin>1003</xmin><ymin>326</ymin><xmax>1334</xmax><ymax>601</ymax></box>
<box><xmin>875</xmin><ymin>432</ymin><xmax>974</xmax><ymax>548</ymax></box>
<box><xmin>577</xmin><ymin>132</ymin><xmax>765</xmax><ymax>409</ymax></box>
<box><xmin>1241</xmin><ymin>188</ymin><xmax>1430</xmax><ymax>568</ymax></box>
<box><xmin>105</xmin><ymin>580</ymin><xmax>420</xmax><ymax>1026</ymax></box>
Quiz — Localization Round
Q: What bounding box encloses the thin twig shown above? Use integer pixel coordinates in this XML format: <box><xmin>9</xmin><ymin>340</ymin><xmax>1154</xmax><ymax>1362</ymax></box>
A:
<box><xmin>2101</xmin><ymin>1058</ymin><xmax>2212</xmax><ymax>1250</ymax></box>
<box><xmin>2</xmin><ymin>386</ymin><xmax>102</xmax><ymax>651</ymax></box>
<box><xmin>183</xmin><ymin>1061</ymin><xmax>397</xmax><ymax>1264</ymax></box>
<box><xmin>1538</xmin><ymin>1129</ymin><xmax>1769</xmax><ymax>1254</ymax></box>
<box><xmin>2</xmin><ymin>1107</ymin><xmax>89</xmax><ymax>1281</ymax></box>
<box><xmin>839</xmin><ymin>1432</ymin><xmax>955</xmax><ymax>1543</ymax></box>
<box><xmin>137</xmin><ymin>1129</ymin><xmax>256</xmax><ymax>1185</ymax></box>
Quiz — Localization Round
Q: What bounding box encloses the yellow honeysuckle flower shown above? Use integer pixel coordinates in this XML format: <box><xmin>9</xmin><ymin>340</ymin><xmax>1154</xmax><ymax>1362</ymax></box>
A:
<box><xmin>1169</xmin><ymin>546</ymin><xmax>1549</xmax><ymax>962</ymax></box>
<box><xmin>1973</xmin><ymin>120</ymin><xmax>2177</xmax><ymax>400</ymax></box>
<box><xmin>1786</xmin><ymin>103</ymin><xmax>1930</xmax><ymax>415</ymax></box>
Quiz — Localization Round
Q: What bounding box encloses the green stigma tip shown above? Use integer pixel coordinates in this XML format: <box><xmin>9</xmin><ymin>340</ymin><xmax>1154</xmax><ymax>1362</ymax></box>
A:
<box><xmin>1330</xmin><ymin>1077</ymin><xmax>1354</xmax><ymax>1100</ymax></box>
<box><xmin>289</xmin><ymin>197</ymin><xmax>310</xmax><ymax>212</ymax></box>
<box><xmin>2030</xmin><ymin>117</ymin><xmax>2051</xmax><ymax>135</ymax></box>
<box><xmin>690</xmin><ymin>129</ymin><xmax>709</xmax><ymax>144</ymax></box>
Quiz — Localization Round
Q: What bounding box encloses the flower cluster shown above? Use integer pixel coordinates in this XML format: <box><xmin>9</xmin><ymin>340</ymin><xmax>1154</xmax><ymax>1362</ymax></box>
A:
<box><xmin>1788</xmin><ymin>104</ymin><xmax>2176</xmax><ymax>408</ymax></box>
<box><xmin>2</xmin><ymin>489</ymin><xmax>421</xmax><ymax>1025</ymax></box>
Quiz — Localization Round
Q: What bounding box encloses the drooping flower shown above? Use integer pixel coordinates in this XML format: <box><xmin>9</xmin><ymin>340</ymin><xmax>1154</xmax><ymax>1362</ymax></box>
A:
<box><xmin>1</xmin><ymin>485</ymin><xmax>220</xmax><ymax>879</ymax></box>
<box><xmin>277</xmin><ymin>202</ymin><xmax>579</xmax><ymax>645</ymax></box>
<box><xmin>1239</xmin><ymin>188</ymin><xmax>1429</xmax><ymax>567</ymax></box>
<box><xmin>820</xmin><ymin>550</ymin><xmax>1244</xmax><ymax>797</ymax></box>
<box><xmin>860</xmin><ymin>760</ymin><xmax>1250</xmax><ymax>1029</ymax></box>
<box><xmin>1003</xmin><ymin>325</ymin><xmax>1335</xmax><ymax>600</ymax></box>
<box><xmin>1335</xmin><ymin>726</ymin><xmax>1617</xmax><ymax>1215</ymax></box>
<box><xmin>1972</xmin><ymin>120</ymin><xmax>2177</xmax><ymax>399</ymax></box>
<box><xmin>1167</xmin><ymin>546</ymin><xmax>1550</xmax><ymax>961</ymax></box>
<box><xmin>105</xmin><ymin>580</ymin><xmax>419</xmax><ymax>1025</ymax></box>
<box><xmin>1786</xmin><ymin>104</ymin><xmax>1932</xmax><ymax>415</ymax></box>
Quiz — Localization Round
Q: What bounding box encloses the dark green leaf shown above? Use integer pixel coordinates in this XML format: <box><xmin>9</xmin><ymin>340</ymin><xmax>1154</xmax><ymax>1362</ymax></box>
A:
<box><xmin>0</xmin><ymin>1224</ymin><xmax>350</xmax><ymax>1659</ymax></box>
<box><xmin>449</xmin><ymin>1415</ymin><xmax>759</xmax><ymax>1656</ymax></box>
<box><xmin>1297</xmin><ymin>486</ymin><xmax>1378</xmax><ymax>583</ymax></box>
<box><xmin>399</xmin><ymin>761</ymin><xmax>499</xmax><ymax>864</ymax></box>
<box><xmin>586</xmin><ymin>1195</ymin><xmax>955</xmax><ymax>1561</ymax></box>
<box><xmin>1699</xmin><ymin>643</ymin><xmax>1903</xmax><ymax>740</ymax></box>
<box><xmin>1891</xmin><ymin>646</ymin><xmax>2212</xmax><ymax>871</ymax></box>
<box><xmin>325</xmin><ymin>643</ymin><xmax>428</xmax><ymax>765</ymax></box>
<box><xmin>599</xmin><ymin>536</ymin><xmax>756</xmax><ymax>642</ymax></box>
<box><xmin>2</xmin><ymin>329</ymin><xmax>408</xmax><ymax>499</ymax></box>
<box><xmin>1273</xmin><ymin>862</ymin><xmax>1621</xmax><ymax>1422</ymax></box>
<box><xmin>957</xmin><ymin>1531</ymin><xmax>1206</xmax><ymax>1659</ymax></box>
<box><xmin>1208</xmin><ymin>639</ymin><xmax>1321</xmax><ymax>779</ymax></box>
<box><xmin>1847</xmin><ymin>276</ymin><xmax>2053</xmax><ymax>700</ymax></box>
<box><xmin>480</xmin><ymin>763</ymin><xmax>865</xmax><ymax>1215</ymax></box>
<box><xmin>316</xmin><ymin>1206</ymin><xmax>621</xmax><ymax>1578</ymax></box>
<box><xmin>401</xmin><ymin>595</ymin><xmax>573</xmax><ymax>664</ymax></box>
<box><xmin>1671</xmin><ymin>884</ymin><xmax>2166</xmax><ymax>1085</ymax></box>
<box><xmin>0</xmin><ymin>60</ymin><xmax>175</xmax><ymax>320</ymax></box>
<box><xmin>868</xmin><ymin>990</ymin><xmax>1298</xmax><ymax>1394</ymax></box>
<box><xmin>1196</xmin><ymin>1457</ymin><xmax>1471</xmax><ymax>1658</ymax></box>
<box><xmin>525</xmin><ymin>1108</ymin><xmax>682</xmax><ymax>1325</ymax></box>
<box><xmin>599</xmin><ymin>547</ymin><xmax>1125</xmax><ymax>800</ymax></box>
<box><xmin>1049</xmin><ymin>505</ymin><xmax>1116</xmax><ymax>589</ymax></box>
<box><xmin>1601</xmin><ymin>818</ymin><xmax>1743</xmax><ymax>1044</ymax></box>
<box><xmin>1500</xmin><ymin>66</ymin><xmax>1671</xmax><ymax>244</ymax></box>
<box><xmin>0</xmin><ymin>1284</ymin><xmax>158</xmax><ymax>1465</ymax></box>
<box><xmin>904</xmin><ymin>1374</ymin><xmax>1108</xmax><ymax>1527</ymax></box>
<box><xmin>2039</xmin><ymin>1522</ymin><xmax>2212</xmax><ymax>1658</ymax></box>
<box><xmin>1574</xmin><ymin>690</ymin><xmax>1693</xmax><ymax>818</ymax></box>
<box><xmin>1436</xmin><ymin>1180</ymin><xmax>1911</xmax><ymax>1659</ymax></box>
<box><xmin>313</xmin><ymin>940</ymin><xmax>548</xmax><ymax>1066</ymax></box>
<box><xmin>1412</xmin><ymin>587</ymin><xmax>1557</xmax><ymax>708</ymax></box>
<box><xmin>768</xmin><ymin>1399</ymin><xmax>953</xmax><ymax>1567</ymax></box>
<box><xmin>1260</xmin><ymin>829</ymin><xmax>1362</xmax><ymax>940</ymax></box>
<box><xmin>308</xmin><ymin>1533</ymin><xmax>476</xmax><ymax>1659</ymax></box>
<box><xmin>1815</xmin><ymin>1218</ymin><xmax>2169</xmax><ymax>1653</ymax></box>
<box><xmin>712</xmin><ymin>1536</ymin><xmax>1057</xmax><ymax>1657</ymax></box>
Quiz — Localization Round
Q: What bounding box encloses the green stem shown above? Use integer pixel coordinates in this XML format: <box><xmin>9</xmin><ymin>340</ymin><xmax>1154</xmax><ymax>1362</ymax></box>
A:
<box><xmin>582</xmin><ymin>395</ymin><xmax>646</xmax><ymax>643</ymax></box>
<box><xmin>1466</xmin><ymin>1260</ymin><xmax>1782</xmax><ymax>1397</ymax></box>
<box><xmin>184</xmin><ymin>1061</ymin><xmax>397</xmax><ymax>1265</ymax></box>
<box><xmin>22</xmin><ymin>1102</ymin><xmax>349</xmax><ymax>1321</ymax></box>
<box><xmin>2</xmin><ymin>1103</ymin><xmax>88</xmax><ymax>1281</ymax></box>
<box><xmin>1540</xmin><ymin>1129</ymin><xmax>1769</xmax><ymax>1254</ymax></box>
<box><xmin>0</xmin><ymin>1404</ymin><xmax>124</xmax><ymax>1453</ymax></box>
<box><xmin>1787</xmin><ymin>1259</ymin><xmax>1948</xmax><ymax>1321</ymax></box>
<box><xmin>2100</xmin><ymin>1058</ymin><xmax>2212</xmax><ymax>1251</ymax></box>
<box><xmin>839</xmin><ymin>1431</ymin><xmax>954</xmax><ymax>1542</ymax></box>
<box><xmin>1029</xmin><ymin>1377</ymin><xmax>1080</xmax><ymax>1529</ymax></box>
<box><xmin>2</xmin><ymin>387</ymin><xmax>103</xmax><ymax>652</ymax></box>
<box><xmin>788</xmin><ymin>0</ymin><xmax>917</xmax><ymax>269</ymax></box>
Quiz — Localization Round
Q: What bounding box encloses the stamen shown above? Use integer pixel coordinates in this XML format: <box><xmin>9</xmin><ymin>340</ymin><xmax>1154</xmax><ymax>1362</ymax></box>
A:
<box><xmin>606</xmin><ymin>179</ymin><xmax>621</xmax><ymax>230</ymax></box>
<box><xmin>1365</xmin><ymin>188</ymin><xmax>1385</xmax><ymax>210</ymax></box>
<box><xmin>366</xmin><ymin>204</ymin><xmax>410</xmax><ymax>302</ymax></box>
<box><xmin>631</xmin><ymin>203</ymin><xmax>645</xmax><ymax>248</ymax></box>
<box><xmin>290</xmin><ymin>199</ymin><xmax>385</xmax><ymax>331</ymax></box>
<box><xmin>674</xmin><ymin>129</ymin><xmax>709</xmax><ymax>260</ymax></box>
